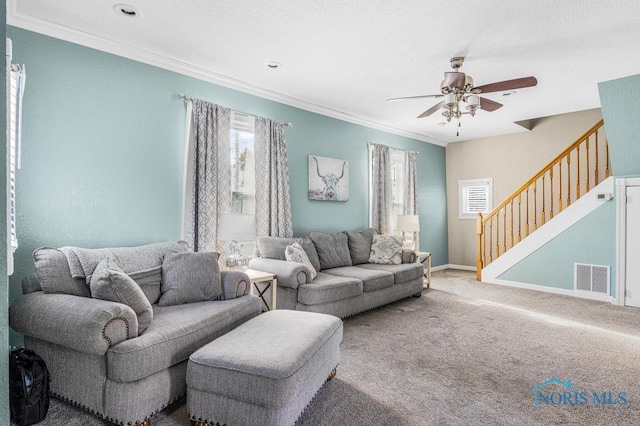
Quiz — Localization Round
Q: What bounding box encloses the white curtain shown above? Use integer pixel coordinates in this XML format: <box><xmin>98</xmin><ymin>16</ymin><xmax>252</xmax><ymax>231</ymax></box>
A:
<box><xmin>254</xmin><ymin>117</ymin><xmax>293</xmax><ymax>237</ymax></box>
<box><xmin>369</xmin><ymin>143</ymin><xmax>392</xmax><ymax>235</ymax></box>
<box><xmin>181</xmin><ymin>99</ymin><xmax>231</xmax><ymax>255</ymax></box>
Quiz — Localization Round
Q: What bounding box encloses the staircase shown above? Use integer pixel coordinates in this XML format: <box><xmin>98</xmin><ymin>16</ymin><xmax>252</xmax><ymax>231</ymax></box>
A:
<box><xmin>476</xmin><ymin>119</ymin><xmax>610</xmax><ymax>280</ymax></box>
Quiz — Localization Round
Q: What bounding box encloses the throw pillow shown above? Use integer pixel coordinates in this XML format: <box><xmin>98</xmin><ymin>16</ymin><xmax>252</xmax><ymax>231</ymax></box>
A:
<box><xmin>369</xmin><ymin>235</ymin><xmax>403</xmax><ymax>265</ymax></box>
<box><xmin>256</xmin><ymin>236</ymin><xmax>322</xmax><ymax>272</ymax></box>
<box><xmin>33</xmin><ymin>247</ymin><xmax>91</xmax><ymax>297</ymax></box>
<box><xmin>90</xmin><ymin>256</ymin><xmax>153</xmax><ymax>333</ymax></box>
<box><xmin>285</xmin><ymin>242</ymin><xmax>318</xmax><ymax>280</ymax></box>
<box><xmin>309</xmin><ymin>231</ymin><xmax>352</xmax><ymax>270</ymax></box>
<box><xmin>159</xmin><ymin>252</ymin><xmax>222</xmax><ymax>306</ymax></box>
<box><xmin>346</xmin><ymin>228</ymin><xmax>375</xmax><ymax>265</ymax></box>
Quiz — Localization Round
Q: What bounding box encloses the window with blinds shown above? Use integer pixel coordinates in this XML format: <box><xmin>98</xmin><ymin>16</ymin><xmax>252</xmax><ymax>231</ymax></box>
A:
<box><xmin>458</xmin><ymin>178</ymin><xmax>492</xmax><ymax>219</ymax></box>
<box><xmin>7</xmin><ymin>38</ymin><xmax>24</xmax><ymax>275</ymax></box>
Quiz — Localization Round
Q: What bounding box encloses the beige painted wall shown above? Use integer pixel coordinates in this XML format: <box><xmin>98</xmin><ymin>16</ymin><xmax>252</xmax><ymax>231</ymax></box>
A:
<box><xmin>446</xmin><ymin>108</ymin><xmax>603</xmax><ymax>266</ymax></box>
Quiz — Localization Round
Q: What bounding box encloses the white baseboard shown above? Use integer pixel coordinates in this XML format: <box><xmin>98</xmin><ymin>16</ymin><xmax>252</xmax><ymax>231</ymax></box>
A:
<box><xmin>446</xmin><ymin>264</ymin><xmax>477</xmax><ymax>271</ymax></box>
<box><xmin>430</xmin><ymin>264</ymin><xmax>476</xmax><ymax>272</ymax></box>
<box><xmin>483</xmin><ymin>277</ymin><xmax>615</xmax><ymax>303</ymax></box>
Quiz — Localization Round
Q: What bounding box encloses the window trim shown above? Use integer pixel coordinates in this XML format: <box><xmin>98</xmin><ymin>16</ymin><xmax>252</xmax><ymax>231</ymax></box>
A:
<box><xmin>458</xmin><ymin>178</ymin><xmax>493</xmax><ymax>220</ymax></box>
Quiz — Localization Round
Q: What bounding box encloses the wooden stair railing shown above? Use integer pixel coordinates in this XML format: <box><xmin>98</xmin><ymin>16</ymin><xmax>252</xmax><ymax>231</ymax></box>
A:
<box><xmin>476</xmin><ymin>119</ymin><xmax>610</xmax><ymax>280</ymax></box>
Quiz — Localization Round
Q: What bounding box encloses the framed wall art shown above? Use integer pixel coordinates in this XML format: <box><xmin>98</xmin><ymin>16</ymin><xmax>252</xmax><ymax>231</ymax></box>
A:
<box><xmin>308</xmin><ymin>155</ymin><xmax>349</xmax><ymax>202</ymax></box>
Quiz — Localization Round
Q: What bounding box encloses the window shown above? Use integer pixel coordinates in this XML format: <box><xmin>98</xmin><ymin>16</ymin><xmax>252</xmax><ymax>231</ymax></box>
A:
<box><xmin>6</xmin><ymin>38</ymin><xmax>25</xmax><ymax>275</ymax></box>
<box><xmin>458</xmin><ymin>178</ymin><xmax>492</xmax><ymax>219</ymax></box>
<box><xmin>229</xmin><ymin>111</ymin><xmax>255</xmax><ymax>215</ymax></box>
<box><xmin>229</xmin><ymin>111</ymin><xmax>256</xmax><ymax>256</ymax></box>
<box><xmin>368</xmin><ymin>145</ymin><xmax>413</xmax><ymax>236</ymax></box>
<box><xmin>389</xmin><ymin>148</ymin><xmax>406</xmax><ymax>236</ymax></box>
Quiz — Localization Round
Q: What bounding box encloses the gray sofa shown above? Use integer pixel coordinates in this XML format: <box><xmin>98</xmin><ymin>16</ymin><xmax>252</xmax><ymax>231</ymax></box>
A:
<box><xmin>248</xmin><ymin>229</ymin><xmax>424</xmax><ymax>318</ymax></box>
<box><xmin>9</xmin><ymin>241</ymin><xmax>262</xmax><ymax>426</ymax></box>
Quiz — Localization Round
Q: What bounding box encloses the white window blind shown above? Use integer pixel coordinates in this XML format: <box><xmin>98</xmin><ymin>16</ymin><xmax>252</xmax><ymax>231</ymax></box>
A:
<box><xmin>6</xmin><ymin>38</ymin><xmax>25</xmax><ymax>275</ymax></box>
<box><xmin>459</xmin><ymin>178</ymin><xmax>492</xmax><ymax>219</ymax></box>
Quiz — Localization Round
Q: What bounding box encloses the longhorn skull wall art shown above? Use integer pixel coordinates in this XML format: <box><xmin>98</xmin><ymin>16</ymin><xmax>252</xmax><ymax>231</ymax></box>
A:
<box><xmin>308</xmin><ymin>155</ymin><xmax>349</xmax><ymax>202</ymax></box>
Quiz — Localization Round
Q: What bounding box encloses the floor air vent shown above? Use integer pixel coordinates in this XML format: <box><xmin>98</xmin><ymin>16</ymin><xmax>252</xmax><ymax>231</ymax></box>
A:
<box><xmin>575</xmin><ymin>263</ymin><xmax>610</xmax><ymax>294</ymax></box>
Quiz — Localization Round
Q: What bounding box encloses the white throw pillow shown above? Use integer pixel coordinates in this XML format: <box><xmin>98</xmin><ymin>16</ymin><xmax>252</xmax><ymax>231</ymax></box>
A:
<box><xmin>369</xmin><ymin>235</ymin><xmax>403</xmax><ymax>265</ymax></box>
<box><xmin>285</xmin><ymin>242</ymin><xmax>318</xmax><ymax>280</ymax></box>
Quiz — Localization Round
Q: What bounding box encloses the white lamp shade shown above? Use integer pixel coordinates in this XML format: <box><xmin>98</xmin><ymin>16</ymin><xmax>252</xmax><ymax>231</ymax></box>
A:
<box><xmin>217</xmin><ymin>214</ymin><xmax>257</xmax><ymax>241</ymax></box>
<box><xmin>395</xmin><ymin>215</ymin><xmax>420</xmax><ymax>232</ymax></box>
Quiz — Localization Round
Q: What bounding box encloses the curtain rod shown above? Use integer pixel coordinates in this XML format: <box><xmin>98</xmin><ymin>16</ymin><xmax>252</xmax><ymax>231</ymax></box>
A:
<box><xmin>178</xmin><ymin>94</ymin><xmax>293</xmax><ymax>128</ymax></box>
<box><xmin>367</xmin><ymin>142</ymin><xmax>419</xmax><ymax>155</ymax></box>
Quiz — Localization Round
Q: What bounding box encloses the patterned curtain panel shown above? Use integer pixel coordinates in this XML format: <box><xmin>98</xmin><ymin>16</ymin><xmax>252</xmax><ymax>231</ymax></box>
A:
<box><xmin>183</xmin><ymin>99</ymin><xmax>231</xmax><ymax>253</ymax></box>
<box><xmin>254</xmin><ymin>117</ymin><xmax>293</xmax><ymax>238</ymax></box>
<box><xmin>405</xmin><ymin>151</ymin><xmax>419</xmax><ymax>251</ymax></box>
<box><xmin>370</xmin><ymin>143</ymin><xmax>392</xmax><ymax>235</ymax></box>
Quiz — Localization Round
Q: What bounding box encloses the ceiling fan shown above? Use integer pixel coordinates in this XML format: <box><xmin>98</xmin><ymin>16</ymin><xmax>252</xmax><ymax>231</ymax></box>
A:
<box><xmin>388</xmin><ymin>57</ymin><xmax>537</xmax><ymax>134</ymax></box>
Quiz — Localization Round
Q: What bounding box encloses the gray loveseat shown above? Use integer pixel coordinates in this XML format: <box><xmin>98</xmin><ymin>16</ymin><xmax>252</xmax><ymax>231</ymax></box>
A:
<box><xmin>248</xmin><ymin>229</ymin><xmax>424</xmax><ymax>318</ymax></box>
<box><xmin>9</xmin><ymin>241</ymin><xmax>262</xmax><ymax>425</ymax></box>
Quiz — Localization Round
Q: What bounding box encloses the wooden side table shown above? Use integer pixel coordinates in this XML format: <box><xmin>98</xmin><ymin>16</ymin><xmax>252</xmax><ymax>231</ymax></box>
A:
<box><xmin>414</xmin><ymin>251</ymin><xmax>431</xmax><ymax>288</ymax></box>
<box><xmin>245</xmin><ymin>269</ymin><xmax>278</xmax><ymax>311</ymax></box>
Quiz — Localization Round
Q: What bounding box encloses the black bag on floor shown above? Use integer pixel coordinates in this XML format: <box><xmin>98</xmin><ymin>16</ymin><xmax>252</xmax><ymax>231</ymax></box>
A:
<box><xmin>9</xmin><ymin>348</ymin><xmax>50</xmax><ymax>426</ymax></box>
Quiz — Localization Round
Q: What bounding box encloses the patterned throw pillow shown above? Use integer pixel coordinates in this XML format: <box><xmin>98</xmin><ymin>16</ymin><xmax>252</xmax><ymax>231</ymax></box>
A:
<box><xmin>285</xmin><ymin>242</ymin><xmax>318</xmax><ymax>280</ymax></box>
<box><xmin>368</xmin><ymin>235</ymin><xmax>403</xmax><ymax>265</ymax></box>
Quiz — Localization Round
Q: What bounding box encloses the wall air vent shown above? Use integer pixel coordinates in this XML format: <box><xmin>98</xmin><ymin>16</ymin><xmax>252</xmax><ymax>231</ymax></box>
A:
<box><xmin>574</xmin><ymin>263</ymin><xmax>610</xmax><ymax>294</ymax></box>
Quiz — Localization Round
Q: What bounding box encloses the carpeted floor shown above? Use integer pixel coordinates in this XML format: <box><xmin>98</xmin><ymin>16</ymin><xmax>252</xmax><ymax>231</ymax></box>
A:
<box><xmin>28</xmin><ymin>270</ymin><xmax>640</xmax><ymax>425</ymax></box>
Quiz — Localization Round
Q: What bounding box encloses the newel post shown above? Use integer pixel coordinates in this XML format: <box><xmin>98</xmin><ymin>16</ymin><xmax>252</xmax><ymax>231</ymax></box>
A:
<box><xmin>476</xmin><ymin>213</ymin><xmax>483</xmax><ymax>281</ymax></box>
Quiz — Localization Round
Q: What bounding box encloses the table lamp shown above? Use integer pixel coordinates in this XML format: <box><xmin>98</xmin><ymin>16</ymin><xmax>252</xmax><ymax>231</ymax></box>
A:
<box><xmin>395</xmin><ymin>215</ymin><xmax>420</xmax><ymax>250</ymax></box>
<box><xmin>217</xmin><ymin>214</ymin><xmax>257</xmax><ymax>268</ymax></box>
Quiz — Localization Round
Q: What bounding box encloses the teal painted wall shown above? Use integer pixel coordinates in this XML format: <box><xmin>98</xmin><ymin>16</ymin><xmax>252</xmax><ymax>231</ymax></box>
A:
<box><xmin>599</xmin><ymin>74</ymin><xmax>640</xmax><ymax>177</ymax></box>
<box><xmin>2</xmin><ymin>4</ymin><xmax>10</xmax><ymax>424</ymax></box>
<box><xmin>499</xmin><ymin>201</ymin><xmax>616</xmax><ymax>294</ymax></box>
<box><xmin>7</xmin><ymin>27</ymin><xmax>448</xmax><ymax>344</ymax></box>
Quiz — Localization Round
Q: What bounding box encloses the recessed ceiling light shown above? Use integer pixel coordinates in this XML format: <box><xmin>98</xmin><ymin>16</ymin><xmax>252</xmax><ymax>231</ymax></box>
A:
<box><xmin>265</xmin><ymin>61</ymin><xmax>283</xmax><ymax>70</ymax></box>
<box><xmin>436</xmin><ymin>122</ymin><xmax>448</xmax><ymax>127</ymax></box>
<box><xmin>502</xmin><ymin>91</ymin><xmax>517</xmax><ymax>97</ymax></box>
<box><xmin>113</xmin><ymin>4</ymin><xmax>142</xmax><ymax>18</ymax></box>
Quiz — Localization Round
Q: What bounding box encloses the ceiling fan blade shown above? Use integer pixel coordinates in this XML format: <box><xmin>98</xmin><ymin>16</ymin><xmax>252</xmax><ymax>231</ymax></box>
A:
<box><xmin>444</xmin><ymin>72</ymin><xmax>466</xmax><ymax>90</ymax></box>
<box><xmin>479</xmin><ymin>97</ymin><xmax>503</xmax><ymax>112</ymax></box>
<box><xmin>472</xmin><ymin>76</ymin><xmax>537</xmax><ymax>94</ymax></box>
<box><xmin>387</xmin><ymin>94</ymin><xmax>443</xmax><ymax>102</ymax></box>
<box><xmin>417</xmin><ymin>101</ymin><xmax>444</xmax><ymax>118</ymax></box>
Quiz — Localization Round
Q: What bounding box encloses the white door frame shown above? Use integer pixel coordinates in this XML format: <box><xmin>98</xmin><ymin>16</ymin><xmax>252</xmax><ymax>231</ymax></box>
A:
<box><xmin>615</xmin><ymin>177</ymin><xmax>640</xmax><ymax>306</ymax></box>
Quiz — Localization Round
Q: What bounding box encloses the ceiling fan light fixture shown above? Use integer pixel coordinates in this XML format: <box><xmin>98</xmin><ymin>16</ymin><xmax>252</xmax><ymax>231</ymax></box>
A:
<box><xmin>444</xmin><ymin>93</ymin><xmax>457</xmax><ymax>107</ymax></box>
<box><xmin>466</xmin><ymin>94</ymin><xmax>480</xmax><ymax>106</ymax></box>
<box><xmin>465</xmin><ymin>94</ymin><xmax>480</xmax><ymax>116</ymax></box>
<box><xmin>388</xmin><ymin>56</ymin><xmax>536</xmax><ymax>134</ymax></box>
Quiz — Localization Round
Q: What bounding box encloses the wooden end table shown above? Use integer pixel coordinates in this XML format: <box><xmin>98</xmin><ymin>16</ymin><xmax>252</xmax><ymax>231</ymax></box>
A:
<box><xmin>414</xmin><ymin>251</ymin><xmax>431</xmax><ymax>288</ymax></box>
<box><xmin>245</xmin><ymin>269</ymin><xmax>278</xmax><ymax>311</ymax></box>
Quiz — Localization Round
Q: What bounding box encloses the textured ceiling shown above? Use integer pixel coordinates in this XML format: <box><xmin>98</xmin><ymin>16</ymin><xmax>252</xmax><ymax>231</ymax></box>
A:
<box><xmin>8</xmin><ymin>0</ymin><xmax>640</xmax><ymax>145</ymax></box>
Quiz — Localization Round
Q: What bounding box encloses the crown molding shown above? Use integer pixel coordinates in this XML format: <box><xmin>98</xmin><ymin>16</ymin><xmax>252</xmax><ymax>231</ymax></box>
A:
<box><xmin>7</xmin><ymin>9</ymin><xmax>448</xmax><ymax>147</ymax></box>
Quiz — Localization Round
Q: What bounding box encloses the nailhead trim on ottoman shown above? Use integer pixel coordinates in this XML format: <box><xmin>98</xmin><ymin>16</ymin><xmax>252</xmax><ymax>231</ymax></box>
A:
<box><xmin>187</xmin><ymin>310</ymin><xmax>343</xmax><ymax>426</ymax></box>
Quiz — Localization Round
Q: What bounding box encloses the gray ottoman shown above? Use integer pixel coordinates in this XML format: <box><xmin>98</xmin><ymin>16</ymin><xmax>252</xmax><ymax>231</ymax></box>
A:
<box><xmin>187</xmin><ymin>309</ymin><xmax>343</xmax><ymax>426</ymax></box>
